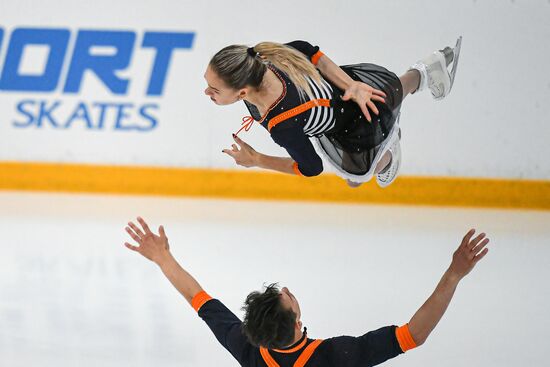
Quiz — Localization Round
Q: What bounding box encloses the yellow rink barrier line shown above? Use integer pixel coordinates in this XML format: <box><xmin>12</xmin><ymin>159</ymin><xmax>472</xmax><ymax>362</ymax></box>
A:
<box><xmin>1</xmin><ymin>161</ymin><xmax>549</xmax><ymax>210</ymax></box>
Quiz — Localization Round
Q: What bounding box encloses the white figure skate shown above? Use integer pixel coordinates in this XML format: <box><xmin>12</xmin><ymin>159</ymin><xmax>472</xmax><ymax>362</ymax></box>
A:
<box><xmin>375</xmin><ymin>136</ymin><xmax>402</xmax><ymax>188</ymax></box>
<box><xmin>410</xmin><ymin>36</ymin><xmax>462</xmax><ymax>100</ymax></box>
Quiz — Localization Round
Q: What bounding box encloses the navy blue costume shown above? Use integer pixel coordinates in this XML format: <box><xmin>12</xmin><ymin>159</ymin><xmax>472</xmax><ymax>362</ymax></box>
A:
<box><xmin>196</xmin><ymin>296</ymin><xmax>411</xmax><ymax>367</ymax></box>
<box><xmin>243</xmin><ymin>41</ymin><xmax>403</xmax><ymax>177</ymax></box>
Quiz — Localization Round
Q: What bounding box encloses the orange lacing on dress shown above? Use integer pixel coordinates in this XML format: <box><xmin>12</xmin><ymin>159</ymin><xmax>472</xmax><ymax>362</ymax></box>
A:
<box><xmin>235</xmin><ymin>115</ymin><xmax>255</xmax><ymax>136</ymax></box>
<box><xmin>234</xmin><ymin>65</ymin><xmax>287</xmax><ymax>136</ymax></box>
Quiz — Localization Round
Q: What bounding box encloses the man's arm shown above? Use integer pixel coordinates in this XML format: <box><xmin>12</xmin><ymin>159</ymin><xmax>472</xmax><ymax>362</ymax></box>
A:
<box><xmin>326</xmin><ymin>229</ymin><xmax>490</xmax><ymax>367</ymax></box>
<box><xmin>124</xmin><ymin>217</ymin><xmax>254</xmax><ymax>365</ymax></box>
<box><xmin>407</xmin><ymin>229</ymin><xmax>490</xmax><ymax>346</ymax></box>
<box><xmin>124</xmin><ymin>217</ymin><xmax>203</xmax><ymax>305</ymax></box>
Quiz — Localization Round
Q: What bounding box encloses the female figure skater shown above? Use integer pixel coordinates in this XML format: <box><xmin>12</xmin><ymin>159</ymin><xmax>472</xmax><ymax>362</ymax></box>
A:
<box><xmin>206</xmin><ymin>38</ymin><xmax>461</xmax><ymax>187</ymax></box>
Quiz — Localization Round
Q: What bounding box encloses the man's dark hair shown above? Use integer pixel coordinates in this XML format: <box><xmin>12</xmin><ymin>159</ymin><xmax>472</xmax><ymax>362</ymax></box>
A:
<box><xmin>242</xmin><ymin>283</ymin><xmax>297</xmax><ymax>349</ymax></box>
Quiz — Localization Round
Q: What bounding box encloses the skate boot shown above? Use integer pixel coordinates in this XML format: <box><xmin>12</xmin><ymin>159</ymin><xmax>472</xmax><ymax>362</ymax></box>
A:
<box><xmin>410</xmin><ymin>36</ymin><xmax>462</xmax><ymax>100</ymax></box>
<box><xmin>346</xmin><ymin>180</ymin><xmax>363</xmax><ymax>188</ymax></box>
<box><xmin>376</xmin><ymin>135</ymin><xmax>402</xmax><ymax>188</ymax></box>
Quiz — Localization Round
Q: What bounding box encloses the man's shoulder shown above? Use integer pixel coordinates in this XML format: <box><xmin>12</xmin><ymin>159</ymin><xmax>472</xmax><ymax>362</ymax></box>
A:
<box><xmin>315</xmin><ymin>335</ymin><xmax>359</xmax><ymax>353</ymax></box>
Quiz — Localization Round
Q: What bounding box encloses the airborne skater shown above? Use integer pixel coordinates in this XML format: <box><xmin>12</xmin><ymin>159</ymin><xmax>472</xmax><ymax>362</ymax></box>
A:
<box><xmin>204</xmin><ymin>38</ymin><xmax>462</xmax><ymax>187</ymax></box>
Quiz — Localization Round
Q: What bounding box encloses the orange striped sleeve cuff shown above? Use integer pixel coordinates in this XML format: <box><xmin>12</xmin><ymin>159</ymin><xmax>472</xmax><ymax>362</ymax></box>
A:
<box><xmin>311</xmin><ymin>50</ymin><xmax>324</xmax><ymax>65</ymax></box>
<box><xmin>395</xmin><ymin>324</ymin><xmax>417</xmax><ymax>352</ymax></box>
<box><xmin>292</xmin><ymin>162</ymin><xmax>303</xmax><ymax>176</ymax></box>
<box><xmin>191</xmin><ymin>290</ymin><xmax>213</xmax><ymax>312</ymax></box>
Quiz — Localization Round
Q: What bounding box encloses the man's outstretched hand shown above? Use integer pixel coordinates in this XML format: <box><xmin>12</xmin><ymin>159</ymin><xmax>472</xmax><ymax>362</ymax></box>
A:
<box><xmin>448</xmin><ymin>229</ymin><xmax>490</xmax><ymax>280</ymax></box>
<box><xmin>125</xmin><ymin>217</ymin><xmax>170</xmax><ymax>265</ymax></box>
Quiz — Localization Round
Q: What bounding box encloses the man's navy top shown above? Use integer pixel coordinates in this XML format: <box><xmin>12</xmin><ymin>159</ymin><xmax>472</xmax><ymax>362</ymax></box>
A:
<box><xmin>191</xmin><ymin>291</ymin><xmax>417</xmax><ymax>367</ymax></box>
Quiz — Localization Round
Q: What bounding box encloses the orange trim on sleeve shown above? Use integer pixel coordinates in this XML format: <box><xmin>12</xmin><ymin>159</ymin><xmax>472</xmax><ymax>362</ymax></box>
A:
<box><xmin>191</xmin><ymin>290</ymin><xmax>213</xmax><ymax>312</ymax></box>
<box><xmin>292</xmin><ymin>162</ymin><xmax>303</xmax><ymax>176</ymax></box>
<box><xmin>395</xmin><ymin>324</ymin><xmax>417</xmax><ymax>352</ymax></box>
<box><xmin>268</xmin><ymin>98</ymin><xmax>331</xmax><ymax>132</ymax></box>
<box><xmin>311</xmin><ymin>50</ymin><xmax>324</xmax><ymax>66</ymax></box>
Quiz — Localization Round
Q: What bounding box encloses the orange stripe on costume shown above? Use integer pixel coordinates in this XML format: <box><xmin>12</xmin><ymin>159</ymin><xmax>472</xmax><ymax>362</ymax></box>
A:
<box><xmin>267</xmin><ymin>98</ymin><xmax>331</xmax><ymax>132</ymax></box>
<box><xmin>395</xmin><ymin>324</ymin><xmax>417</xmax><ymax>352</ymax></box>
<box><xmin>294</xmin><ymin>339</ymin><xmax>323</xmax><ymax>367</ymax></box>
<box><xmin>311</xmin><ymin>50</ymin><xmax>324</xmax><ymax>66</ymax></box>
<box><xmin>260</xmin><ymin>347</ymin><xmax>279</xmax><ymax>367</ymax></box>
<box><xmin>191</xmin><ymin>290</ymin><xmax>212</xmax><ymax>312</ymax></box>
<box><xmin>272</xmin><ymin>337</ymin><xmax>308</xmax><ymax>354</ymax></box>
<box><xmin>292</xmin><ymin>162</ymin><xmax>303</xmax><ymax>176</ymax></box>
<box><xmin>260</xmin><ymin>339</ymin><xmax>324</xmax><ymax>367</ymax></box>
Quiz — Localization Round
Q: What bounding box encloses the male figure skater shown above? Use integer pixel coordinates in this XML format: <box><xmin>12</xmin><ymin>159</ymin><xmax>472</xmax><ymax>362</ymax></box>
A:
<box><xmin>125</xmin><ymin>217</ymin><xmax>489</xmax><ymax>367</ymax></box>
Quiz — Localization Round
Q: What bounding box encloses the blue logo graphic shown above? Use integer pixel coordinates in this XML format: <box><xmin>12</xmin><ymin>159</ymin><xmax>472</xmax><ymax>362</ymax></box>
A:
<box><xmin>0</xmin><ymin>27</ymin><xmax>195</xmax><ymax>131</ymax></box>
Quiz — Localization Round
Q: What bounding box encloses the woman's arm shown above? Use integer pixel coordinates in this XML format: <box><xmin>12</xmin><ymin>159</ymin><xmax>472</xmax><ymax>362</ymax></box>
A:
<box><xmin>222</xmin><ymin>134</ymin><xmax>295</xmax><ymax>174</ymax></box>
<box><xmin>256</xmin><ymin>154</ymin><xmax>296</xmax><ymax>174</ymax></box>
<box><xmin>316</xmin><ymin>53</ymin><xmax>386</xmax><ymax>122</ymax></box>
<box><xmin>285</xmin><ymin>40</ymin><xmax>386</xmax><ymax>122</ymax></box>
<box><xmin>223</xmin><ymin>132</ymin><xmax>323</xmax><ymax>177</ymax></box>
<box><xmin>315</xmin><ymin>55</ymin><xmax>356</xmax><ymax>92</ymax></box>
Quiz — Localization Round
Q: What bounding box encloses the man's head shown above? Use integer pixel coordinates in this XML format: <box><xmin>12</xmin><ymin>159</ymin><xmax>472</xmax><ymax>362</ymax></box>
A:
<box><xmin>242</xmin><ymin>284</ymin><xmax>302</xmax><ymax>349</ymax></box>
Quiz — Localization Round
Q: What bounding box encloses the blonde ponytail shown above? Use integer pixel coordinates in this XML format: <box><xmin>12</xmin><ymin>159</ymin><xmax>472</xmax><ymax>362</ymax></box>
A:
<box><xmin>209</xmin><ymin>42</ymin><xmax>322</xmax><ymax>101</ymax></box>
<box><xmin>254</xmin><ymin>42</ymin><xmax>322</xmax><ymax>100</ymax></box>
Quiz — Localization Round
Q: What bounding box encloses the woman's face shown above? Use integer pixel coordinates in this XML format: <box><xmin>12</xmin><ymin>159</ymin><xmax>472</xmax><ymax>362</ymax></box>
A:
<box><xmin>204</xmin><ymin>65</ymin><xmax>244</xmax><ymax>105</ymax></box>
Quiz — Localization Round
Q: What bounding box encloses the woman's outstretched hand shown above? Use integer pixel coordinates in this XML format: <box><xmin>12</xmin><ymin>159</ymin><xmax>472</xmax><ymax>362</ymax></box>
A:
<box><xmin>342</xmin><ymin>81</ymin><xmax>386</xmax><ymax>122</ymax></box>
<box><xmin>222</xmin><ymin>134</ymin><xmax>259</xmax><ymax>168</ymax></box>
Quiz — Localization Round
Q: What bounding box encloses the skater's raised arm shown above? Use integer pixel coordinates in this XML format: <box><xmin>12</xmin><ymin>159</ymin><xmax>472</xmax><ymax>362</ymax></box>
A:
<box><xmin>124</xmin><ymin>217</ymin><xmax>203</xmax><ymax>305</ymax></box>
<box><xmin>223</xmin><ymin>130</ymin><xmax>324</xmax><ymax>177</ymax></box>
<box><xmin>286</xmin><ymin>40</ymin><xmax>386</xmax><ymax>122</ymax></box>
<box><xmin>407</xmin><ymin>229</ymin><xmax>490</xmax><ymax>346</ymax></box>
<box><xmin>317</xmin><ymin>54</ymin><xmax>387</xmax><ymax>122</ymax></box>
<box><xmin>222</xmin><ymin>134</ymin><xmax>295</xmax><ymax>175</ymax></box>
<box><xmin>125</xmin><ymin>217</ymin><xmax>256</xmax><ymax>365</ymax></box>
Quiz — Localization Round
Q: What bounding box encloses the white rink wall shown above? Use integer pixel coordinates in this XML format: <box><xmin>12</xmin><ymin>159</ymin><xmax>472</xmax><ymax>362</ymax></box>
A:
<box><xmin>0</xmin><ymin>0</ymin><xmax>549</xmax><ymax>179</ymax></box>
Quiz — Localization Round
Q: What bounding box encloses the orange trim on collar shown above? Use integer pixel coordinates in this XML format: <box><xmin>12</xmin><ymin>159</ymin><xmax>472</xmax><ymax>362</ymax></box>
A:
<box><xmin>191</xmin><ymin>291</ymin><xmax>212</xmax><ymax>312</ymax></box>
<box><xmin>311</xmin><ymin>50</ymin><xmax>324</xmax><ymax>66</ymax></box>
<box><xmin>272</xmin><ymin>336</ymin><xmax>308</xmax><ymax>354</ymax></box>
<box><xmin>260</xmin><ymin>339</ymin><xmax>324</xmax><ymax>367</ymax></box>
<box><xmin>257</xmin><ymin>66</ymin><xmax>287</xmax><ymax>124</ymax></box>
<box><xmin>395</xmin><ymin>324</ymin><xmax>417</xmax><ymax>352</ymax></box>
<box><xmin>267</xmin><ymin>98</ymin><xmax>331</xmax><ymax>132</ymax></box>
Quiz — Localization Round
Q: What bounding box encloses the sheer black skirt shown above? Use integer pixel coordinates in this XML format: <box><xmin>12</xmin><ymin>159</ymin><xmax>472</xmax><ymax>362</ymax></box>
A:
<box><xmin>315</xmin><ymin>63</ymin><xmax>403</xmax><ymax>181</ymax></box>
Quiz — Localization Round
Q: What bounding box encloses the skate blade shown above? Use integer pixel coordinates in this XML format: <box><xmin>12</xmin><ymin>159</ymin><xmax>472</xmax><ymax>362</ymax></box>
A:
<box><xmin>449</xmin><ymin>36</ymin><xmax>462</xmax><ymax>90</ymax></box>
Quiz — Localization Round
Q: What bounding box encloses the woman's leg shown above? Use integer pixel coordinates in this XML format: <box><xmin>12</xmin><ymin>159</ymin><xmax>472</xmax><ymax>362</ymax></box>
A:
<box><xmin>374</xmin><ymin>151</ymin><xmax>392</xmax><ymax>174</ymax></box>
<box><xmin>346</xmin><ymin>150</ymin><xmax>393</xmax><ymax>188</ymax></box>
<box><xmin>345</xmin><ymin>145</ymin><xmax>394</xmax><ymax>188</ymax></box>
<box><xmin>399</xmin><ymin>70</ymin><xmax>421</xmax><ymax>101</ymax></box>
